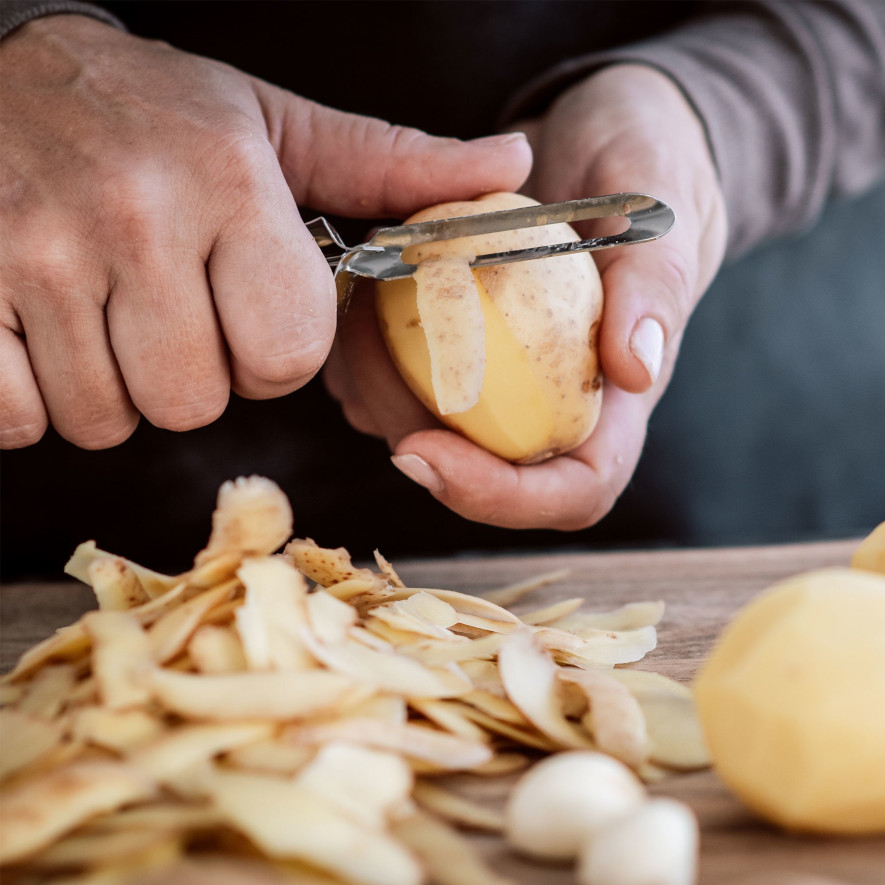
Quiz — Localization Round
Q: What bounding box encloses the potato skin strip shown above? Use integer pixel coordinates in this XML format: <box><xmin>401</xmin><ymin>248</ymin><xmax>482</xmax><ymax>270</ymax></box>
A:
<box><xmin>286</xmin><ymin>537</ymin><xmax>378</xmax><ymax>587</ymax></box>
<box><xmin>196</xmin><ymin>476</ymin><xmax>293</xmax><ymax>565</ymax></box>
<box><xmin>128</xmin><ymin>722</ymin><xmax>276</xmax><ymax>782</ymax></box>
<box><xmin>16</xmin><ymin>663</ymin><xmax>77</xmax><ymax>719</ymax></box>
<box><xmin>412</xmin><ymin>780</ymin><xmax>506</xmax><ymax>832</ymax></box>
<box><xmin>84</xmin><ymin>610</ymin><xmax>155</xmax><ymax>710</ymax></box>
<box><xmin>290</xmin><ymin>718</ymin><xmax>493</xmax><ymax>771</ymax></box>
<box><xmin>558</xmin><ymin>668</ymin><xmax>649</xmax><ymax>770</ymax></box>
<box><xmin>300</xmin><ymin>628</ymin><xmax>471</xmax><ymax>700</ymax></box>
<box><xmin>65</xmin><ymin>540</ymin><xmax>178</xmax><ymax>601</ymax></box>
<box><xmin>414</xmin><ymin>253</ymin><xmax>486</xmax><ymax>416</ymax></box>
<box><xmin>147</xmin><ymin>669</ymin><xmax>367</xmax><ymax>720</ymax></box>
<box><xmin>203</xmin><ymin>767</ymin><xmax>423</xmax><ymax>885</ymax></box>
<box><xmin>0</xmin><ymin>475</ymin><xmax>703</xmax><ymax>885</ymax></box>
<box><xmin>3</xmin><ymin>621</ymin><xmax>90</xmax><ymax>682</ymax></box>
<box><xmin>0</xmin><ymin>760</ymin><xmax>156</xmax><ymax>865</ymax></box>
<box><xmin>498</xmin><ymin>629</ymin><xmax>594</xmax><ymax>751</ymax></box>
<box><xmin>480</xmin><ymin>569</ymin><xmax>572</xmax><ymax>607</ymax></box>
<box><xmin>0</xmin><ymin>709</ymin><xmax>66</xmax><ymax>781</ymax></box>
<box><xmin>393</xmin><ymin>809</ymin><xmax>516</xmax><ymax>885</ymax></box>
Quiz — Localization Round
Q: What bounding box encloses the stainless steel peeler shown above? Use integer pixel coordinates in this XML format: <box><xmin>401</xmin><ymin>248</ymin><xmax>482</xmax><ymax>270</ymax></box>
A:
<box><xmin>306</xmin><ymin>192</ymin><xmax>675</xmax><ymax>309</ymax></box>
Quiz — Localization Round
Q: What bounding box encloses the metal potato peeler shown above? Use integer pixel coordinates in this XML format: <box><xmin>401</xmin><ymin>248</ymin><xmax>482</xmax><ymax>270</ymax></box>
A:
<box><xmin>305</xmin><ymin>193</ymin><xmax>676</xmax><ymax>309</ymax></box>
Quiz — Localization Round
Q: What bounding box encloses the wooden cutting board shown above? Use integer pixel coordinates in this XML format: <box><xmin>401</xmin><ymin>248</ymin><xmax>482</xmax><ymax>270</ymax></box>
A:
<box><xmin>2</xmin><ymin>537</ymin><xmax>883</xmax><ymax>884</ymax></box>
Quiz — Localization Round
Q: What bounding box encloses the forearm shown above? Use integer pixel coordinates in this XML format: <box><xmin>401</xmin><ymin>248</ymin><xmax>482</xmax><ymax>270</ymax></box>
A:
<box><xmin>505</xmin><ymin>0</ymin><xmax>885</xmax><ymax>259</ymax></box>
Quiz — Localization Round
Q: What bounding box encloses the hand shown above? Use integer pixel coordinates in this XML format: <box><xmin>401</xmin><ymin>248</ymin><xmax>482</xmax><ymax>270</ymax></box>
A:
<box><xmin>0</xmin><ymin>15</ymin><xmax>531</xmax><ymax>449</ymax></box>
<box><xmin>325</xmin><ymin>64</ymin><xmax>727</xmax><ymax>530</ymax></box>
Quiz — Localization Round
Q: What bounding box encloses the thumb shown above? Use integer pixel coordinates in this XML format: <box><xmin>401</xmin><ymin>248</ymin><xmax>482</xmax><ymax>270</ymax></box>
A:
<box><xmin>259</xmin><ymin>86</ymin><xmax>533</xmax><ymax>218</ymax></box>
<box><xmin>594</xmin><ymin>236</ymin><xmax>698</xmax><ymax>395</ymax></box>
<box><xmin>594</xmin><ymin>185</ymin><xmax>726</xmax><ymax>394</ymax></box>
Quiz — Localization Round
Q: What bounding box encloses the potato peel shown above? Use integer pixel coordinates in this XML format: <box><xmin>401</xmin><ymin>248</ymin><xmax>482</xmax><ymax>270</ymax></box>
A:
<box><xmin>414</xmin><ymin>253</ymin><xmax>486</xmax><ymax>415</ymax></box>
<box><xmin>0</xmin><ymin>760</ymin><xmax>157</xmax><ymax>865</ymax></box>
<box><xmin>498</xmin><ymin>629</ymin><xmax>595</xmax><ymax>751</ymax></box>
<box><xmin>0</xmin><ymin>475</ymin><xmax>704</xmax><ymax>885</ymax></box>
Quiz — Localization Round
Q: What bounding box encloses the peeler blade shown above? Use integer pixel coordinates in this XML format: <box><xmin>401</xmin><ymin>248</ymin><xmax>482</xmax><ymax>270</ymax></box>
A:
<box><xmin>343</xmin><ymin>193</ymin><xmax>674</xmax><ymax>281</ymax></box>
<box><xmin>312</xmin><ymin>192</ymin><xmax>676</xmax><ymax>306</ymax></box>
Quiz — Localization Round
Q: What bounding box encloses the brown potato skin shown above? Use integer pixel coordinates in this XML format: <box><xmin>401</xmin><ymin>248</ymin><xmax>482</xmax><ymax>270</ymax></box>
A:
<box><xmin>376</xmin><ymin>193</ymin><xmax>604</xmax><ymax>463</ymax></box>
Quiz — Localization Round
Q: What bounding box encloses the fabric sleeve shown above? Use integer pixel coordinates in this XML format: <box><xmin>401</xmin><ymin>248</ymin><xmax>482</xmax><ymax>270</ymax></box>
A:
<box><xmin>0</xmin><ymin>0</ymin><xmax>124</xmax><ymax>40</ymax></box>
<box><xmin>502</xmin><ymin>0</ymin><xmax>885</xmax><ymax>259</ymax></box>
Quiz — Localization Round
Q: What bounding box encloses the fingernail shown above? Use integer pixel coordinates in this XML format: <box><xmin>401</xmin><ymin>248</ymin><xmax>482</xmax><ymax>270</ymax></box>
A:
<box><xmin>391</xmin><ymin>454</ymin><xmax>445</xmax><ymax>493</ymax></box>
<box><xmin>630</xmin><ymin>317</ymin><xmax>665</xmax><ymax>383</ymax></box>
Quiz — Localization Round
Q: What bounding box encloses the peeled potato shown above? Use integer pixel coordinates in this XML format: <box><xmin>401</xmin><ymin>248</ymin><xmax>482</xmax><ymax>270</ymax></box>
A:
<box><xmin>375</xmin><ymin>192</ymin><xmax>603</xmax><ymax>464</ymax></box>
<box><xmin>694</xmin><ymin>565</ymin><xmax>885</xmax><ymax>834</ymax></box>
<box><xmin>851</xmin><ymin>521</ymin><xmax>885</xmax><ymax>574</ymax></box>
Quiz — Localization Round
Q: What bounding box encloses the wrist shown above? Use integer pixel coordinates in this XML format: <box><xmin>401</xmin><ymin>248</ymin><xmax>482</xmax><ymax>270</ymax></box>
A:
<box><xmin>0</xmin><ymin>1</ymin><xmax>124</xmax><ymax>41</ymax></box>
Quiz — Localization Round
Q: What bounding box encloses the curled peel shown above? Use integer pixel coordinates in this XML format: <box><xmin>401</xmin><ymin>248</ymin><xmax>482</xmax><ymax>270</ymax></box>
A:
<box><xmin>414</xmin><ymin>252</ymin><xmax>485</xmax><ymax>415</ymax></box>
<box><xmin>3</xmin><ymin>476</ymin><xmax>714</xmax><ymax>883</ymax></box>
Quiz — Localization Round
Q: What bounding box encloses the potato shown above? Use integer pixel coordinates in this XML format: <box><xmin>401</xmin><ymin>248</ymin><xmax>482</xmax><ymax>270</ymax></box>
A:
<box><xmin>693</xmin><ymin>566</ymin><xmax>885</xmax><ymax>834</ymax></box>
<box><xmin>851</xmin><ymin>520</ymin><xmax>885</xmax><ymax>574</ymax></box>
<box><xmin>375</xmin><ymin>192</ymin><xmax>603</xmax><ymax>464</ymax></box>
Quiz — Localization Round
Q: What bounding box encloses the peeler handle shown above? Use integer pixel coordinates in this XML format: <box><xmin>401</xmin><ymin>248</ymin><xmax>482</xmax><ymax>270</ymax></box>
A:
<box><xmin>468</xmin><ymin>195</ymin><xmax>676</xmax><ymax>268</ymax></box>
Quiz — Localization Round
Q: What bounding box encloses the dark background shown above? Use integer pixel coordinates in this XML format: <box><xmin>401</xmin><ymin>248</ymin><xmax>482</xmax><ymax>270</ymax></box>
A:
<box><xmin>2</xmin><ymin>1</ymin><xmax>883</xmax><ymax>581</ymax></box>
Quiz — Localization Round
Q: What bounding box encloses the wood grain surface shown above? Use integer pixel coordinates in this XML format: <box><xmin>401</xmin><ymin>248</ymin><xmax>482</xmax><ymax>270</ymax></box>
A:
<box><xmin>2</xmin><ymin>537</ymin><xmax>883</xmax><ymax>884</ymax></box>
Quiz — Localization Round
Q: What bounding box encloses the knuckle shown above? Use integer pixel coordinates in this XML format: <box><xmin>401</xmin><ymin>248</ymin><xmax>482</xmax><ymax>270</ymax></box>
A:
<box><xmin>383</xmin><ymin>122</ymin><xmax>424</xmax><ymax>156</ymax></box>
<box><xmin>1</xmin><ymin>196</ymin><xmax>96</xmax><ymax>305</ymax></box>
<box><xmin>101</xmin><ymin>163</ymin><xmax>160</xmax><ymax>209</ymax></box>
<box><xmin>13</xmin><ymin>227</ymin><xmax>89</xmax><ymax>296</ymax></box>
<box><xmin>659</xmin><ymin>248</ymin><xmax>695</xmax><ymax>300</ymax></box>
<box><xmin>99</xmin><ymin>166</ymin><xmax>169</xmax><ymax>255</ymax></box>
<box><xmin>376</xmin><ymin>124</ymin><xmax>430</xmax><ymax>203</ymax></box>
<box><xmin>209</xmin><ymin>126</ymin><xmax>275</xmax><ymax>194</ymax></box>
<box><xmin>651</xmin><ymin>246</ymin><xmax>697</xmax><ymax>331</ymax></box>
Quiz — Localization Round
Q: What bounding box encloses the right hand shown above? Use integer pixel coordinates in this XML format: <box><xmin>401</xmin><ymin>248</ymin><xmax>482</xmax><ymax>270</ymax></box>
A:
<box><xmin>0</xmin><ymin>14</ymin><xmax>530</xmax><ymax>449</ymax></box>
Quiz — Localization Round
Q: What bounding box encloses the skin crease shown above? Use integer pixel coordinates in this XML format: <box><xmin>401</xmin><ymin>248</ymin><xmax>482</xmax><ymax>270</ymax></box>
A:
<box><xmin>325</xmin><ymin>64</ymin><xmax>728</xmax><ymax>531</ymax></box>
<box><xmin>0</xmin><ymin>15</ymin><xmax>531</xmax><ymax>450</ymax></box>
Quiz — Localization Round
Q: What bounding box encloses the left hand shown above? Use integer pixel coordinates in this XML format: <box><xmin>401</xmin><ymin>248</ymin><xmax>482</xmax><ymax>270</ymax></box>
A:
<box><xmin>325</xmin><ymin>64</ymin><xmax>727</xmax><ymax>530</ymax></box>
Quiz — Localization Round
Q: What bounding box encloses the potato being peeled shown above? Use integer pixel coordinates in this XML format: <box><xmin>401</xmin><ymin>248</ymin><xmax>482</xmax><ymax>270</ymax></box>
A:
<box><xmin>375</xmin><ymin>192</ymin><xmax>603</xmax><ymax>464</ymax></box>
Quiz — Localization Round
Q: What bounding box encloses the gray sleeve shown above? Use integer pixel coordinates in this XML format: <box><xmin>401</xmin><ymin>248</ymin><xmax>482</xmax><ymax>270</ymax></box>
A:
<box><xmin>502</xmin><ymin>0</ymin><xmax>885</xmax><ymax>259</ymax></box>
<box><xmin>0</xmin><ymin>0</ymin><xmax>124</xmax><ymax>40</ymax></box>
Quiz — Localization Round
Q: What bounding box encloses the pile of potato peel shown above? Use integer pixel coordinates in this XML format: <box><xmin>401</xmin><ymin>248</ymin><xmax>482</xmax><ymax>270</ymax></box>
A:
<box><xmin>0</xmin><ymin>476</ymin><xmax>708</xmax><ymax>885</ymax></box>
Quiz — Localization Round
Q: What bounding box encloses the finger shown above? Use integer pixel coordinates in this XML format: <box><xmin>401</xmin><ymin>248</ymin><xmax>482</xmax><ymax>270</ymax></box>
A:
<box><xmin>107</xmin><ymin>248</ymin><xmax>231</xmax><ymax>431</ymax></box>
<box><xmin>323</xmin><ymin>343</ymin><xmax>384</xmax><ymax>438</ymax></box>
<box><xmin>261</xmin><ymin>86</ymin><xmax>533</xmax><ymax>218</ymax></box>
<box><xmin>329</xmin><ymin>288</ymin><xmax>439</xmax><ymax>447</ymax></box>
<box><xmin>505</xmin><ymin>118</ymin><xmax>544</xmax><ymax>196</ymax></box>
<box><xmin>594</xmin><ymin>236</ymin><xmax>696</xmax><ymax>393</ymax></box>
<box><xmin>17</xmin><ymin>289</ymin><xmax>139</xmax><ymax>449</ymax></box>
<box><xmin>0</xmin><ymin>326</ymin><xmax>48</xmax><ymax>448</ymax></box>
<box><xmin>391</xmin><ymin>384</ymin><xmax>651</xmax><ymax>531</ymax></box>
<box><xmin>207</xmin><ymin>135</ymin><xmax>337</xmax><ymax>399</ymax></box>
